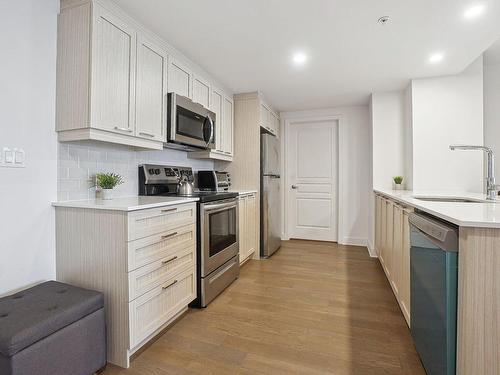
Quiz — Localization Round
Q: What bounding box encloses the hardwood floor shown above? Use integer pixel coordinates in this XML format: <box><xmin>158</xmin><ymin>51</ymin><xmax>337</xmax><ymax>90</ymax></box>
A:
<box><xmin>103</xmin><ymin>240</ymin><xmax>425</xmax><ymax>374</ymax></box>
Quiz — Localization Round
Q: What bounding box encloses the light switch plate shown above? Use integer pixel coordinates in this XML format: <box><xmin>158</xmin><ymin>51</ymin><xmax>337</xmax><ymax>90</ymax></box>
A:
<box><xmin>1</xmin><ymin>147</ymin><xmax>26</xmax><ymax>168</ymax></box>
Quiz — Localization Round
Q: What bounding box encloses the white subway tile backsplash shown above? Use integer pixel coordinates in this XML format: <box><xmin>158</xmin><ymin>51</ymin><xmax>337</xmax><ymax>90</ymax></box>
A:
<box><xmin>57</xmin><ymin>141</ymin><xmax>214</xmax><ymax>200</ymax></box>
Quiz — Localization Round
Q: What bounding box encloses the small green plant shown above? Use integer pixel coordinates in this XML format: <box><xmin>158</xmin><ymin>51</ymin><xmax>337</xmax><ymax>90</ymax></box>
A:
<box><xmin>393</xmin><ymin>176</ymin><xmax>404</xmax><ymax>185</ymax></box>
<box><xmin>95</xmin><ymin>173</ymin><xmax>124</xmax><ymax>189</ymax></box>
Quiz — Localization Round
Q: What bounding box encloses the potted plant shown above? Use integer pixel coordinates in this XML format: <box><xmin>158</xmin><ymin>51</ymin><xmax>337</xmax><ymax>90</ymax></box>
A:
<box><xmin>393</xmin><ymin>176</ymin><xmax>404</xmax><ymax>190</ymax></box>
<box><xmin>95</xmin><ymin>173</ymin><xmax>124</xmax><ymax>200</ymax></box>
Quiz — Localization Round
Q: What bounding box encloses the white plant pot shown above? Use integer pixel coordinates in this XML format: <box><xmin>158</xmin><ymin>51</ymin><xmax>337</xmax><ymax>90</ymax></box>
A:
<box><xmin>393</xmin><ymin>183</ymin><xmax>404</xmax><ymax>190</ymax></box>
<box><xmin>101</xmin><ymin>188</ymin><xmax>114</xmax><ymax>200</ymax></box>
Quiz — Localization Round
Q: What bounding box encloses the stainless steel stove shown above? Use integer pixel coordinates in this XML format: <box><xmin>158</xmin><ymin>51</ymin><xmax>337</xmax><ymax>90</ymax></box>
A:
<box><xmin>139</xmin><ymin>164</ymin><xmax>239</xmax><ymax>307</ymax></box>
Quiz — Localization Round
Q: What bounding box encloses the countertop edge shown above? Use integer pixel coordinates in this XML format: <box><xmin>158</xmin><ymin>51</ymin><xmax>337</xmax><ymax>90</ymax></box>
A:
<box><xmin>374</xmin><ymin>189</ymin><xmax>500</xmax><ymax>229</ymax></box>
<box><xmin>52</xmin><ymin>197</ymin><xmax>199</xmax><ymax>212</ymax></box>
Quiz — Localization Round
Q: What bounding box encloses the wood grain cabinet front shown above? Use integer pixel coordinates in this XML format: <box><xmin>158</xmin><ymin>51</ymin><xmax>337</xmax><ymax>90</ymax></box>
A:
<box><xmin>239</xmin><ymin>193</ymin><xmax>257</xmax><ymax>264</ymax></box>
<box><xmin>55</xmin><ymin>202</ymin><xmax>197</xmax><ymax>368</ymax></box>
<box><xmin>374</xmin><ymin>194</ymin><xmax>412</xmax><ymax>327</ymax></box>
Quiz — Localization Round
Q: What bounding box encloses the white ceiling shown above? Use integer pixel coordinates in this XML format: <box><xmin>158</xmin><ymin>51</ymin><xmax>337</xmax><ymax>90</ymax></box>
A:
<box><xmin>114</xmin><ymin>0</ymin><xmax>500</xmax><ymax>111</ymax></box>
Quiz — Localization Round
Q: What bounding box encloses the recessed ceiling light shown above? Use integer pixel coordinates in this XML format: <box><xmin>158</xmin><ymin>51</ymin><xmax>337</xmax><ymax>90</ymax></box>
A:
<box><xmin>292</xmin><ymin>52</ymin><xmax>307</xmax><ymax>65</ymax></box>
<box><xmin>464</xmin><ymin>4</ymin><xmax>486</xmax><ymax>19</ymax></box>
<box><xmin>428</xmin><ymin>52</ymin><xmax>445</xmax><ymax>64</ymax></box>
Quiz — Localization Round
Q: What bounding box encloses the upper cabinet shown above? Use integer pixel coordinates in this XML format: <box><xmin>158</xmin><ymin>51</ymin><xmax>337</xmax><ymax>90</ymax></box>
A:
<box><xmin>259</xmin><ymin>100</ymin><xmax>279</xmax><ymax>137</ymax></box>
<box><xmin>135</xmin><ymin>35</ymin><xmax>168</xmax><ymax>142</ymax></box>
<box><xmin>56</xmin><ymin>0</ymin><xmax>233</xmax><ymax>154</ymax></box>
<box><xmin>168</xmin><ymin>59</ymin><xmax>192</xmax><ymax>99</ymax></box>
<box><xmin>91</xmin><ymin>5</ymin><xmax>136</xmax><ymax>135</ymax></box>
<box><xmin>192</xmin><ymin>75</ymin><xmax>211</xmax><ymax>108</ymax></box>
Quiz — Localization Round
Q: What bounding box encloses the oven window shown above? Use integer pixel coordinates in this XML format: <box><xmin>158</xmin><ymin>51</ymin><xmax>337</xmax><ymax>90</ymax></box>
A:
<box><xmin>209</xmin><ymin>207</ymin><xmax>237</xmax><ymax>257</ymax></box>
<box><xmin>177</xmin><ymin>106</ymin><xmax>204</xmax><ymax>141</ymax></box>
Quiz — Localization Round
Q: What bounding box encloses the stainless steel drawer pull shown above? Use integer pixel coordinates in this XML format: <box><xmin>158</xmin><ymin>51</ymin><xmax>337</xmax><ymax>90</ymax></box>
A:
<box><xmin>161</xmin><ymin>232</ymin><xmax>178</xmax><ymax>239</ymax></box>
<box><xmin>139</xmin><ymin>131</ymin><xmax>155</xmax><ymax>137</ymax></box>
<box><xmin>114</xmin><ymin>126</ymin><xmax>132</xmax><ymax>133</ymax></box>
<box><xmin>161</xmin><ymin>208</ymin><xmax>177</xmax><ymax>213</ymax></box>
<box><xmin>162</xmin><ymin>256</ymin><xmax>178</xmax><ymax>265</ymax></box>
<box><xmin>162</xmin><ymin>280</ymin><xmax>177</xmax><ymax>290</ymax></box>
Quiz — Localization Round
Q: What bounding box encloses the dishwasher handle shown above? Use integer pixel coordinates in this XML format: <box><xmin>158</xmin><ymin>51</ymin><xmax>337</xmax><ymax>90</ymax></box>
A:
<box><xmin>409</xmin><ymin>213</ymin><xmax>459</xmax><ymax>252</ymax></box>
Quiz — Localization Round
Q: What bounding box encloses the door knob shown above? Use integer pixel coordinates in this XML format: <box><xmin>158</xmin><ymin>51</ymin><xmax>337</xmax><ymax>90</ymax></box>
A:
<box><xmin>291</xmin><ymin>185</ymin><xmax>298</xmax><ymax>189</ymax></box>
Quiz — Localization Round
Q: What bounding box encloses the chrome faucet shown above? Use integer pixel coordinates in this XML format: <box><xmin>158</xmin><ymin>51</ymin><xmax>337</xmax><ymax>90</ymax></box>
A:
<box><xmin>449</xmin><ymin>145</ymin><xmax>499</xmax><ymax>200</ymax></box>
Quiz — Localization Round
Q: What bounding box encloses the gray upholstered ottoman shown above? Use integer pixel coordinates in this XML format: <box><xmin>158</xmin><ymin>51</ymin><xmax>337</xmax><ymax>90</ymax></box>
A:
<box><xmin>0</xmin><ymin>281</ymin><xmax>106</xmax><ymax>375</ymax></box>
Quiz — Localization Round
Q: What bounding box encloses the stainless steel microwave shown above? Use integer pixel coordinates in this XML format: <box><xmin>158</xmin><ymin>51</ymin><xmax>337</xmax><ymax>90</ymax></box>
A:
<box><xmin>166</xmin><ymin>93</ymin><xmax>216</xmax><ymax>149</ymax></box>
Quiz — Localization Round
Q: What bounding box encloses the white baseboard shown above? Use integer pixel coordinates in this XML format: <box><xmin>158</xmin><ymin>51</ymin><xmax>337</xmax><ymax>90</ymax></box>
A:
<box><xmin>339</xmin><ymin>237</ymin><xmax>378</xmax><ymax>258</ymax></box>
<box><xmin>366</xmin><ymin>242</ymin><xmax>378</xmax><ymax>258</ymax></box>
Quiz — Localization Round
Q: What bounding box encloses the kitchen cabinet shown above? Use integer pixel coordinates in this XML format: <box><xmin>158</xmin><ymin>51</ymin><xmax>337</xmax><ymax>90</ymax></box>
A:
<box><xmin>135</xmin><ymin>34</ymin><xmax>167</xmax><ymax>142</ymax></box>
<box><xmin>259</xmin><ymin>101</ymin><xmax>279</xmax><ymax>137</ymax></box>
<box><xmin>239</xmin><ymin>193</ymin><xmax>257</xmax><ymax>264</ymax></box>
<box><xmin>374</xmin><ymin>194</ymin><xmax>412</xmax><ymax>326</ymax></box>
<box><xmin>168</xmin><ymin>59</ymin><xmax>192</xmax><ymax>98</ymax></box>
<box><xmin>222</xmin><ymin>96</ymin><xmax>234</xmax><ymax>156</ymax></box>
<box><xmin>188</xmin><ymin>91</ymin><xmax>234</xmax><ymax>161</ymax></box>
<box><xmin>192</xmin><ymin>75</ymin><xmax>211</xmax><ymax>108</ymax></box>
<box><xmin>56</xmin><ymin>2</ymin><xmax>162</xmax><ymax>149</ymax></box>
<box><xmin>55</xmin><ymin>201</ymin><xmax>197</xmax><ymax>368</ymax></box>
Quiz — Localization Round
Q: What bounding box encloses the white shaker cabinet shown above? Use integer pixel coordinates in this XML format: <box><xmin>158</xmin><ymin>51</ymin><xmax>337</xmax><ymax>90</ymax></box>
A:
<box><xmin>222</xmin><ymin>96</ymin><xmax>234</xmax><ymax>156</ymax></box>
<box><xmin>168</xmin><ymin>59</ymin><xmax>192</xmax><ymax>98</ymax></box>
<box><xmin>211</xmin><ymin>87</ymin><xmax>224</xmax><ymax>153</ymax></box>
<box><xmin>192</xmin><ymin>75</ymin><xmax>211</xmax><ymax>108</ymax></box>
<box><xmin>239</xmin><ymin>193</ymin><xmax>257</xmax><ymax>264</ymax></box>
<box><xmin>56</xmin><ymin>1</ymin><xmax>163</xmax><ymax>149</ymax></box>
<box><xmin>135</xmin><ymin>35</ymin><xmax>167</xmax><ymax>142</ymax></box>
<box><xmin>259</xmin><ymin>99</ymin><xmax>279</xmax><ymax>137</ymax></box>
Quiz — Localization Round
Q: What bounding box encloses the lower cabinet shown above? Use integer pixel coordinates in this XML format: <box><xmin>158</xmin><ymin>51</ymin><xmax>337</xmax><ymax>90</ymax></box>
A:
<box><xmin>375</xmin><ymin>194</ymin><xmax>412</xmax><ymax>326</ymax></box>
<box><xmin>239</xmin><ymin>193</ymin><xmax>257</xmax><ymax>264</ymax></box>
<box><xmin>55</xmin><ymin>202</ymin><xmax>197</xmax><ymax>368</ymax></box>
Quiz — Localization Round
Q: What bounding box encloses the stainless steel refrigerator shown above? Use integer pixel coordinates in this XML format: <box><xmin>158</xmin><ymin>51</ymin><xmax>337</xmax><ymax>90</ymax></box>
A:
<box><xmin>261</xmin><ymin>133</ymin><xmax>281</xmax><ymax>257</ymax></box>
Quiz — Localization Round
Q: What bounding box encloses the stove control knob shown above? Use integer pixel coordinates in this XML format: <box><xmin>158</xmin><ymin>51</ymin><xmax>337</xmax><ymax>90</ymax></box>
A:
<box><xmin>155</xmin><ymin>169</ymin><xmax>160</xmax><ymax>175</ymax></box>
<box><xmin>148</xmin><ymin>168</ymin><xmax>155</xmax><ymax>174</ymax></box>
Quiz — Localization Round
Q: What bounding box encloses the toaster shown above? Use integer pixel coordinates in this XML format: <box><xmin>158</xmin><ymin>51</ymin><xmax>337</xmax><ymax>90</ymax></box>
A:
<box><xmin>197</xmin><ymin>171</ymin><xmax>231</xmax><ymax>191</ymax></box>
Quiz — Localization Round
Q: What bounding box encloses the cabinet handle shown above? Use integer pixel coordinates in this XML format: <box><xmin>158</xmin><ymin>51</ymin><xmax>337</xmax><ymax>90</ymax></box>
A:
<box><xmin>114</xmin><ymin>126</ymin><xmax>132</xmax><ymax>133</ymax></box>
<box><xmin>161</xmin><ymin>208</ymin><xmax>177</xmax><ymax>213</ymax></box>
<box><xmin>224</xmin><ymin>151</ymin><xmax>232</xmax><ymax>155</ymax></box>
<box><xmin>139</xmin><ymin>131</ymin><xmax>155</xmax><ymax>138</ymax></box>
<box><xmin>162</xmin><ymin>279</ymin><xmax>177</xmax><ymax>290</ymax></box>
<box><xmin>162</xmin><ymin>256</ymin><xmax>178</xmax><ymax>265</ymax></box>
<box><xmin>161</xmin><ymin>231</ymin><xmax>178</xmax><ymax>239</ymax></box>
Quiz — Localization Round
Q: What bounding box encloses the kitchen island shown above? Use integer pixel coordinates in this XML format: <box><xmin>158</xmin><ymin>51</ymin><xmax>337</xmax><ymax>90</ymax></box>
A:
<box><xmin>374</xmin><ymin>189</ymin><xmax>500</xmax><ymax>375</ymax></box>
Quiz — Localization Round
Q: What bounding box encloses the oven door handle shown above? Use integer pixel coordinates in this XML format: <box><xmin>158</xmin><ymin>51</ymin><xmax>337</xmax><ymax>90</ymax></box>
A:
<box><xmin>202</xmin><ymin>199</ymin><xmax>238</xmax><ymax>212</ymax></box>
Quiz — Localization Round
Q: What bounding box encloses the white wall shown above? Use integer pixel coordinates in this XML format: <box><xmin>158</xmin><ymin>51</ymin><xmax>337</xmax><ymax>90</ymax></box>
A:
<box><xmin>484</xmin><ymin>62</ymin><xmax>500</xmax><ymax>179</ymax></box>
<box><xmin>371</xmin><ymin>90</ymin><xmax>412</xmax><ymax>190</ymax></box>
<box><xmin>281</xmin><ymin>106</ymin><xmax>371</xmax><ymax>249</ymax></box>
<box><xmin>411</xmin><ymin>57</ymin><xmax>484</xmax><ymax>192</ymax></box>
<box><xmin>0</xmin><ymin>0</ymin><xmax>59</xmax><ymax>296</ymax></box>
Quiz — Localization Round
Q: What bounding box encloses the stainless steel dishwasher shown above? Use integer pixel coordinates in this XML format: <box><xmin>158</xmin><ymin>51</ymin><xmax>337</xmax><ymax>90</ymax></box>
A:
<box><xmin>408</xmin><ymin>212</ymin><xmax>459</xmax><ymax>375</ymax></box>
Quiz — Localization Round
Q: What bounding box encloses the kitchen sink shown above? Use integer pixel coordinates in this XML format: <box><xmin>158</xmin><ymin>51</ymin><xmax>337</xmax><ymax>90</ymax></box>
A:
<box><xmin>413</xmin><ymin>197</ymin><xmax>486</xmax><ymax>203</ymax></box>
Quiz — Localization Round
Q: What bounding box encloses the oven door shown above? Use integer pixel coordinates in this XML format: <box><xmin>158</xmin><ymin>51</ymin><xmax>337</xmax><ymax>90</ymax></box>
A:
<box><xmin>167</xmin><ymin>93</ymin><xmax>215</xmax><ymax>149</ymax></box>
<box><xmin>200</xmin><ymin>198</ymin><xmax>239</xmax><ymax>277</ymax></box>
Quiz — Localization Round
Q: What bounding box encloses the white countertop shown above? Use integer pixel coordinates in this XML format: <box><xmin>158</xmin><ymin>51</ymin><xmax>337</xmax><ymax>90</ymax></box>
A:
<box><xmin>230</xmin><ymin>190</ymin><xmax>258</xmax><ymax>195</ymax></box>
<box><xmin>52</xmin><ymin>196</ymin><xmax>199</xmax><ymax>212</ymax></box>
<box><xmin>375</xmin><ymin>189</ymin><xmax>500</xmax><ymax>228</ymax></box>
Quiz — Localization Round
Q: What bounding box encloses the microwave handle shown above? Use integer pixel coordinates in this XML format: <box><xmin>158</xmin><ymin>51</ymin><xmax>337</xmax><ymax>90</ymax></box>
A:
<box><xmin>203</xmin><ymin>116</ymin><xmax>214</xmax><ymax>147</ymax></box>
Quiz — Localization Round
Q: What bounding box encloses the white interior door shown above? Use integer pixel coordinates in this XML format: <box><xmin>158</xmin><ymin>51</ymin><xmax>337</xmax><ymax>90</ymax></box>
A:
<box><xmin>287</xmin><ymin>120</ymin><xmax>338</xmax><ymax>241</ymax></box>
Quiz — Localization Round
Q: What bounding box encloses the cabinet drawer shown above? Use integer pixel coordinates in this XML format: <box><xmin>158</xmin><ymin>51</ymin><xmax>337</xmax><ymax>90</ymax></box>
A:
<box><xmin>127</xmin><ymin>203</ymin><xmax>196</xmax><ymax>241</ymax></box>
<box><xmin>127</xmin><ymin>223</ymin><xmax>195</xmax><ymax>271</ymax></box>
<box><xmin>129</xmin><ymin>267</ymin><xmax>196</xmax><ymax>348</ymax></box>
<box><xmin>128</xmin><ymin>244</ymin><xmax>195</xmax><ymax>301</ymax></box>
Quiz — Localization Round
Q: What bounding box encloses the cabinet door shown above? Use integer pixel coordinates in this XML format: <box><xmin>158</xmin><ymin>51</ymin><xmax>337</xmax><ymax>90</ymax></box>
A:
<box><xmin>168</xmin><ymin>59</ymin><xmax>192</xmax><ymax>98</ymax></box>
<box><xmin>91</xmin><ymin>4</ymin><xmax>136</xmax><ymax>134</ymax></box>
<box><xmin>211</xmin><ymin>88</ymin><xmax>224</xmax><ymax>153</ymax></box>
<box><xmin>400</xmin><ymin>210</ymin><xmax>411</xmax><ymax>325</ymax></box>
<box><xmin>135</xmin><ymin>34</ymin><xmax>167</xmax><ymax>141</ymax></box>
<box><xmin>222</xmin><ymin>96</ymin><xmax>234</xmax><ymax>156</ymax></box>
<box><xmin>238</xmin><ymin>196</ymin><xmax>247</xmax><ymax>264</ymax></box>
<box><xmin>375</xmin><ymin>196</ymin><xmax>381</xmax><ymax>255</ymax></box>
<box><xmin>260</xmin><ymin>103</ymin><xmax>270</xmax><ymax>131</ymax></box>
<box><xmin>246</xmin><ymin>193</ymin><xmax>257</xmax><ymax>257</ymax></box>
<box><xmin>392</xmin><ymin>204</ymin><xmax>403</xmax><ymax>296</ymax></box>
<box><xmin>380</xmin><ymin>198</ymin><xmax>387</xmax><ymax>265</ymax></box>
<box><xmin>385</xmin><ymin>201</ymin><xmax>394</xmax><ymax>278</ymax></box>
<box><xmin>192</xmin><ymin>75</ymin><xmax>210</xmax><ymax>108</ymax></box>
<box><xmin>269</xmin><ymin>111</ymin><xmax>279</xmax><ymax>137</ymax></box>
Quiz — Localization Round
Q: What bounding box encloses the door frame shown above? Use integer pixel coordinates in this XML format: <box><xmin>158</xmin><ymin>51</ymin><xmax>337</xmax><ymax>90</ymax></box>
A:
<box><xmin>281</xmin><ymin>114</ymin><xmax>346</xmax><ymax>243</ymax></box>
